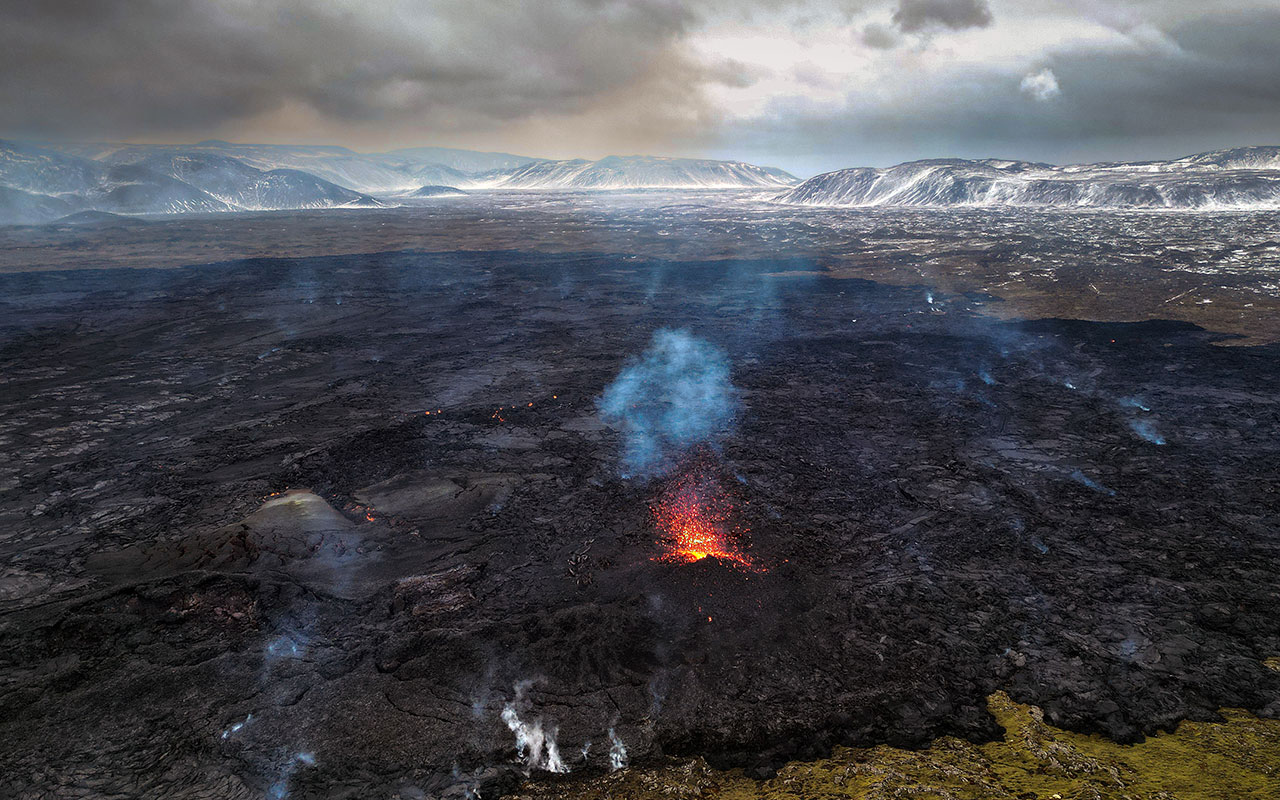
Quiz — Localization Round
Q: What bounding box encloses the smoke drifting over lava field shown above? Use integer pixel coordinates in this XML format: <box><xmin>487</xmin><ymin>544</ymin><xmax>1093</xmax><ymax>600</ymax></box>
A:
<box><xmin>1</xmin><ymin>199</ymin><xmax>1279</xmax><ymax>798</ymax></box>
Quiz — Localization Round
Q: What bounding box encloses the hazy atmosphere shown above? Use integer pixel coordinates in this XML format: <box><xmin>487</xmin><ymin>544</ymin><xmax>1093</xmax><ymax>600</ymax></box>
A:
<box><xmin>5</xmin><ymin>0</ymin><xmax>1280</xmax><ymax>174</ymax></box>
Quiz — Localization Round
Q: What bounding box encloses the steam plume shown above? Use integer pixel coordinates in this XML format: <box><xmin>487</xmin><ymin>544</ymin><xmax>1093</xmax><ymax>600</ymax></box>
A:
<box><xmin>599</xmin><ymin>329</ymin><xmax>738</xmax><ymax>479</ymax></box>
<box><xmin>501</xmin><ymin>682</ymin><xmax>568</xmax><ymax>774</ymax></box>
<box><xmin>608</xmin><ymin>728</ymin><xmax>628</xmax><ymax>770</ymax></box>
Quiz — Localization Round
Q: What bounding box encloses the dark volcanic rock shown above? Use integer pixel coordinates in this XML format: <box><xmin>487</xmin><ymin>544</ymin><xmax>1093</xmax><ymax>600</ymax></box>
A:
<box><xmin>0</xmin><ymin>249</ymin><xmax>1278</xmax><ymax>798</ymax></box>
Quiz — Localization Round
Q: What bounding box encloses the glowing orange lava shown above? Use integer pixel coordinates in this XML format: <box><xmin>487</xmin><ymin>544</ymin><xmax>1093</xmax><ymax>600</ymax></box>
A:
<box><xmin>652</xmin><ymin>468</ymin><xmax>755</xmax><ymax>569</ymax></box>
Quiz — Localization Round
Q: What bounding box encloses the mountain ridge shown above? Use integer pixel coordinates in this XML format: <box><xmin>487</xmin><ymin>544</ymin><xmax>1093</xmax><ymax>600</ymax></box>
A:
<box><xmin>775</xmin><ymin>147</ymin><xmax>1280</xmax><ymax>209</ymax></box>
<box><xmin>7</xmin><ymin>141</ymin><xmax>1280</xmax><ymax>222</ymax></box>
<box><xmin>477</xmin><ymin>155</ymin><xmax>798</xmax><ymax>190</ymax></box>
<box><xmin>20</xmin><ymin>143</ymin><xmax>798</xmax><ymax>198</ymax></box>
<box><xmin>0</xmin><ymin>141</ymin><xmax>385</xmax><ymax>223</ymax></box>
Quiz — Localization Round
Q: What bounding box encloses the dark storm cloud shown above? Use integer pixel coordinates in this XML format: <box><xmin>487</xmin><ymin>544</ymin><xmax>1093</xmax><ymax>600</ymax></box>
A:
<box><xmin>716</xmin><ymin>6</ymin><xmax>1280</xmax><ymax>174</ymax></box>
<box><xmin>1013</xmin><ymin>8</ymin><xmax>1280</xmax><ymax>147</ymax></box>
<box><xmin>3</xmin><ymin>0</ymin><xmax>1279</xmax><ymax>169</ymax></box>
<box><xmin>0</xmin><ymin>0</ymin><xmax>705</xmax><ymax>140</ymax></box>
<box><xmin>891</xmin><ymin>0</ymin><xmax>992</xmax><ymax>33</ymax></box>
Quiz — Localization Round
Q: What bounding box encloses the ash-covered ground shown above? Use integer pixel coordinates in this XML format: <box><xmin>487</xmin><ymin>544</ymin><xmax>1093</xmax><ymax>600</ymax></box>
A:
<box><xmin>1</xmin><ymin>202</ymin><xmax>1279</xmax><ymax>799</ymax></box>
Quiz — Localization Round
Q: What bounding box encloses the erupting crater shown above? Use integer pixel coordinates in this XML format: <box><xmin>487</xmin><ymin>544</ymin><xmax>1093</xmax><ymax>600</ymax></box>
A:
<box><xmin>651</xmin><ymin>460</ymin><xmax>756</xmax><ymax>569</ymax></box>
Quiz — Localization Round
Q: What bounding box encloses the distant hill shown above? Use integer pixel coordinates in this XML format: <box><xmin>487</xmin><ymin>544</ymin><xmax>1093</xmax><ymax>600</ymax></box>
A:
<box><xmin>50</xmin><ymin>210</ymin><xmax>150</xmax><ymax>227</ymax></box>
<box><xmin>775</xmin><ymin>147</ymin><xmax>1280</xmax><ymax>209</ymax></box>
<box><xmin>409</xmin><ymin>185</ymin><xmax>466</xmax><ymax>197</ymax></box>
<box><xmin>6</xmin><ymin>142</ymin><xmax>799</xmax><ymax>217</ymax></box>
<box><xmin>61</xmin><ymin>141</ymin><xmax>513</xmax><ymax>194</ymax></box>
<box><xmin>0</xmin><ymin>141</ymin><xmax>387</xmax><ymax>223</ymax></box>
<box><xmin>105</xmin><ymin>151</ymin><xmax>380</xmax><ymax>209</ymax></box>
<box><xmin>0</xmin><ymin>185</ymin><xmax>73</xmax><ymax>225</ymax></box>
<box><xmin>14</xmin><ymin>139</ymin><xmax>1280</xmax><ymax>220</ymax></box>
<box><xmin>477</xmin><ymin>155</ymin><xmax>798</xmax><ymax>190</ymax></box>
<box><xmin>0</xmin><ymin>140</ymin><xmax>116</xmax><ymax>196</ymax></box>
<box><xmin>389</xmin><ymin>146</ymin><xmax>540</xmax><ymax>174</ymax></box>
<box><xmin>0</xmin><ymin>142</ymin><xmax>231</xmax><ymax>220</ymax></box>
<box><xmin>97</xmin><ymin>142</ymin><xmax>444</xmax><ymax>195</ymax></box>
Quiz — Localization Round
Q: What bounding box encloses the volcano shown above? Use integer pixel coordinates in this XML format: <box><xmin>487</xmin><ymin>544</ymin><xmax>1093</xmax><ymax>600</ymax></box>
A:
<box><xmin>651</xmin><ymin>457</ymin><xmax>755</xmax><ymax>569</ymax></box>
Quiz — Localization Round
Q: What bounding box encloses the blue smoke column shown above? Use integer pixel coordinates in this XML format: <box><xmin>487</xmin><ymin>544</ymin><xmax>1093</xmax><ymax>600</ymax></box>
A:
<box><xmin>598</xmin><ymin>329</ymin><xmax>738</xmax><ymax>479</ymax></box>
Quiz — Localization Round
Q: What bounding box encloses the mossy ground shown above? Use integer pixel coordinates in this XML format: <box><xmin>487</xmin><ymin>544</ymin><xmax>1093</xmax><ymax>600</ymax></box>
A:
<box><xmin>510</xmin><ymin>691</ymin><xmax>1280</xmax><ymax>799</ymax></box>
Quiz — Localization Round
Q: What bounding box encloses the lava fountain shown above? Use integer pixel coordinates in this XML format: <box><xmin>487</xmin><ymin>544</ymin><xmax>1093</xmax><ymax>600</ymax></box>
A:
<box><xmin>651</xmin><ymin>461</ymin><xmax>754</xmax><ymax>569</ymax></box>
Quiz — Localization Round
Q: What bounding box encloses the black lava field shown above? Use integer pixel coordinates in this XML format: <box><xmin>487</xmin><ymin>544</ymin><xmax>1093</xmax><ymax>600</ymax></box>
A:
<box><xmin>1</xmin><ymin>212</ymin><xmax>1278</xmax><ymax>799</ymax></box>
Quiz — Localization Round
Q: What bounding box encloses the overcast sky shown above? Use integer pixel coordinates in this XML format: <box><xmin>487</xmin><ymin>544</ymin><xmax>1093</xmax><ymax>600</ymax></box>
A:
<box><xmin>3</xmin><ymin>0</ymin><xmax>1279</xmax><ymax>175</ymax></box>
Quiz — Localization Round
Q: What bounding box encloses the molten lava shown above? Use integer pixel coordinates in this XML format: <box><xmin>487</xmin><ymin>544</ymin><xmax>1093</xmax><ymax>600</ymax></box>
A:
<box><xmin>652</xmin><ymin>467</ymin><xmax>754</xmax><ymax>568</ymax></box>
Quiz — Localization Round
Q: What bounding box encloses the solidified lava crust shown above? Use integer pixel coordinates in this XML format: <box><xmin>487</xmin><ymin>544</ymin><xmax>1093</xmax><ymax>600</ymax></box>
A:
<box><xmin>0</xmin><ymin>246</ymin><xmax>1278</xmax><ymax>798</ymax></box>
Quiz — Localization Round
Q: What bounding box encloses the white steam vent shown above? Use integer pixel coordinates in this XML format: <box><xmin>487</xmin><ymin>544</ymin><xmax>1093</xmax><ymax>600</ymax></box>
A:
<box><xmin>608</xmin><ymin>727</ymin><xmax>628</xmax><ymax>771</ymax></box>
<box><xmin>501</xmin><ymin>682</ymin><xmax>569</xmax><ymax>774</ymax></box>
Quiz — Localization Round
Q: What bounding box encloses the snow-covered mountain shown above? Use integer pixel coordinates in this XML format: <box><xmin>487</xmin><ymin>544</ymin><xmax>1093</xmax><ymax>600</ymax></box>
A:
<box><xmin>94</xmin><ymin>142</ymin><xmax>456</xmax><ymax>195</ymax></box>
<box><xmin>775</xmin><ymin>147</ymin><xmax>1280</xmax><ymax>209</ymax></box>
<box><xmin>388</xmin><ymin>146</ymin><xmax>538</xmax><ymax>174</ymax></box>
<box><xmin>105</xmin><ymin>151</ymin><xmax>379</xmax><ymax>210</ymax></box>
<box><xmin>477</xmin><ymin>155</ymin><xmax>798</xmax><ymax>190</ymax></box>
<box><xmin>81</xmin><ymin>163</ymin><xmax>235</xmax><ymax>215</ymax></box>
<box><xmin>0</xmin><ymin>140</ymin><xmax>116</xmax><ymax>196</ymax></box>
<box><xmin>0</xmin><ymin>142</ymin><xmax>232</xmax><ymax>218</ymax></box>
<box><xmin>0</xmin><ymin>141</ymin><xmax>391</xmax><ymax>223</ymax></box>
<box><xmin>49</xmin><ymin>141</ymin><xmax>529</xmax><ymax>194</ymax></box>
<box><xmin>12</xmin><ymin>138</ymin><xmax>1279</xmax><ymax>222</ymax></box>
<box><xmin>0</xmin><ymin>185</ymin><xmax>73</xmax><ymax>225</ymax></box>
<box><xmin>1</xmin><ymin>142</ymin><xmax>801</xmax><ymax>222</ymax></box>
<box><xmin>1178</xmin><ymin>146</ymin><xmax>1280</xmax><ymax>172</ymax></box>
